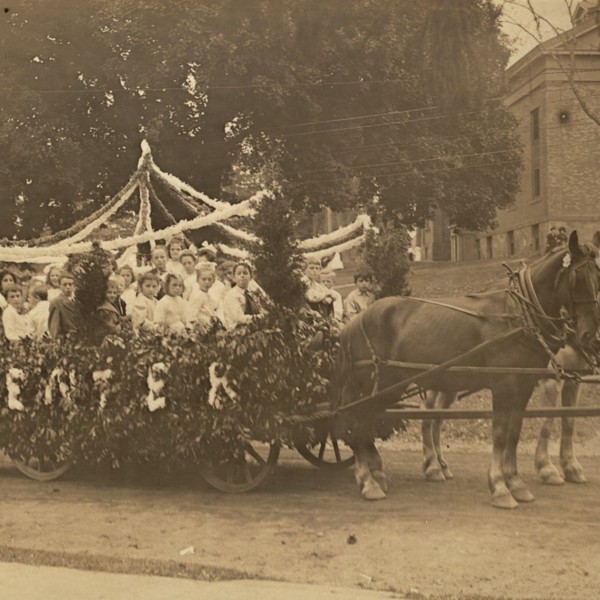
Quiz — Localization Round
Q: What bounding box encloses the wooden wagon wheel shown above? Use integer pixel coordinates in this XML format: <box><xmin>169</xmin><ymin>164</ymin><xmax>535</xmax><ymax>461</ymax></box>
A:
<box><xmin>201</xmin><ymin>440</ymin><xmax>280</xmax><ymax>493</ymax></box>
<box><xmin>295</xmin><ymin>429</ymin><xmax>355</xmax><ymax>470</ymax></box>
<box><xmin>10</xmin><ymin>455</ymin><xmax>72</xmax><ymax>482</ymax></box>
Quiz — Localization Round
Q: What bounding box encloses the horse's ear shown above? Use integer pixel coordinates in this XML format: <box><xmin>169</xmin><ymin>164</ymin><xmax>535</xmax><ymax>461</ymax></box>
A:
<box><xmin>569</xmin><ymin>230</ymin><xmax>583</xmax><ymax>257</ymax></box>
<box><xmin>593</xmin><ymin>231</ymin><xmax>600</xmax><ymax>250</ymax></box>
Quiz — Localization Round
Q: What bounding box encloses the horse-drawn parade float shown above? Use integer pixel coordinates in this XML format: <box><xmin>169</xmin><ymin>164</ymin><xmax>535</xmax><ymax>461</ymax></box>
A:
<box><xmin>2</xmin><ymin>141</ymin><xmax>600</xmax><ymax>511</ymax></box>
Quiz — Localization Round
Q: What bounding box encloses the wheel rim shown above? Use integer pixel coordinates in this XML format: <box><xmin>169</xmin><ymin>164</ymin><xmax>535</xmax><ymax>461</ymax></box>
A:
<box><xmin>201</xmin><ymin>440</ymin><xmax>280</xmax><ymax>493</ymax></box>
<box><xmin>296</xmin><ymin>431</ymin><xmax>355</xmax><ymax>469</ymax></box>
<box><xmin>10</xmin><ymin>455</ymin><xmax>72</xmax><ymax>482</ymax></box>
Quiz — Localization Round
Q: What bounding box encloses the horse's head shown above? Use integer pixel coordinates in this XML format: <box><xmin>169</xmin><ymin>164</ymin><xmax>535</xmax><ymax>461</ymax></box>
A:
<box><xmin>552</xmin><ymin>231</ymin><xmax>600</xmax><ymax>349</ymax></box>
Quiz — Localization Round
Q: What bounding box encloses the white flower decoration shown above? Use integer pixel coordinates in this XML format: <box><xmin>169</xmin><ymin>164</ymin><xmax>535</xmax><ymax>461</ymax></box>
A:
<box><xmin>563</xmin><ymin>253</ymin><xmax>572</xmax><ymax>269</ymax></box>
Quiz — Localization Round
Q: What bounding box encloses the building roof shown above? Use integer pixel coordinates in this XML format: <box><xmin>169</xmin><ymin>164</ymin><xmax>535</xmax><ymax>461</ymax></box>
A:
<box><xmin>574</xmin><ymin>0</ymin><xmax>600</xmax><ymax>23</ymax></box>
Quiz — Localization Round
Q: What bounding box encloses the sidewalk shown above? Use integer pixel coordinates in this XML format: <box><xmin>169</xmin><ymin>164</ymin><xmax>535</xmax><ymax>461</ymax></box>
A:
<box><xmin>0</xmin><ymin>562</ymin><xmax>405</xmax><ymax>600</ymax></box>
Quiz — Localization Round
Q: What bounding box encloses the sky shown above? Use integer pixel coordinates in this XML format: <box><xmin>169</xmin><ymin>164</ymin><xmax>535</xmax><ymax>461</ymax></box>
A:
<box><xmin>498</xmin><ymin>0</ymin><xmax>579</xmax><ymax>64</ymax></box>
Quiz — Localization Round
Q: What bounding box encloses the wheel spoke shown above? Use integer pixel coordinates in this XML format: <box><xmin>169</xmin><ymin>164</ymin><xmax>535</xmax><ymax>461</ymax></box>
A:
<box><xmin>332</xmin><ymin>437</ymin><xmax>342</xmax><ymax>463</ymax></box>
<box><xmin>245</xmin><ymin>444</ymin><xmax>266</xmax><ymax>465</ymax></box>
<box><xmin>318</xmin><ymin>440</ymin><xmax>327</xmax><ymax>461</ymax></box>
<box><xmin>243</xmin><ymin>463</ymin><xmax>253</xmax><ymax>484</ymax></box>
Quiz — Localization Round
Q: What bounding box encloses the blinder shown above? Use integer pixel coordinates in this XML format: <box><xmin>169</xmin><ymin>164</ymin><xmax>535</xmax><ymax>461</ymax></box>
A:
<box><xmin>555</xmin><ymin>252</ymin><xmax>600</xmax><ymax>315</ymax></box>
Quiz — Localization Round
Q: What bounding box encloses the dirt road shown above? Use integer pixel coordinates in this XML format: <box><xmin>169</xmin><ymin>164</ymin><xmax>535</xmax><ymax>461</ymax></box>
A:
<box><xmin>1</xmin><ymin>444</ymin><xmax>599</xmax><ymax>599</ymax></box>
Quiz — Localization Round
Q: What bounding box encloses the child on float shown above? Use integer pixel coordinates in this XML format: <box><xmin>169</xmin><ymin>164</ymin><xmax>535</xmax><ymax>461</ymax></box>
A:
<box><xmin>302</xmin><ymin>256</ymin><xmax>336</xmax><ymax>318</ymax></box>
<box><xmin>108</xmin><ymin>274</ymin><xmax>128</xmax><ymax>317</ymax></box>
<box><xmin>320</xmin><ymin>269</ymin><xmax>343</xmax><ymax>322</ymax></box>
<box><xmin>165</xmin><ymin>237</ymin><xmax>186</xmax><ymax>277</ymax></box>
<box><xmin>154</xmin><ymin>273</ymin><xmax>188</xmax><ymax>333</ymax></box>
<box><xmin>187</xmin><ymin>263</ymin><xmax>217</xmax><ymax>329</ymax></box>
<box><xmin>26</xmin><ymin>284</ymin><xmax>50</xmax><ymax>339</ymax></box>
<box><xmin>148</xmin><ymin>245</ymin><xmax>170</xmax><ymax>299</ymax></box>
<box><xmin>45</xmin><ymin>264</ymin><xmax>64</xmax><ymax>302</ymax></box>
<box><xmin>117</xmin><ymin>265</ymin><xmax>137</xmax><ymax>314</ymax></box>
<box><xmin>0</xmin><ymin>268</ymin><xmax>18</xmax><ymax>311</ymax></box>
<box><xmin>222</xmin><ymin>261</ymin><xmax>264</xmax><ymax>331</ymax></box>
<box><xmin>2</xmin><ymin>284</ymin><xmax>33</xmax><ymax>341</ymax></box>
<box><xmin>131</xmin><ymin>272</ymin><xmax>161</xmax><ymax>332</ymax></box>
<box><xmin>343</xmin><ymin>266</ymin><xmax>376</xmax><ymax>323</ymax></box>
<box><xmin>48</xmin><ymin>271</ymin><xmax>79</xmax><ymax>339</ymax></box>
<box><xmin>209</xmin><ymin>259</ymin><xmax>234</xmax><ymax>318</ymax></box>
<box><xmin>179</xmin><ymin>250</ymin><xmax>198</xmax><ymax>301</ymax></box>
<box><xmin>96</xmin><ymin>279</ymin><xmax>123</xmax><ymax>335</ymax></box>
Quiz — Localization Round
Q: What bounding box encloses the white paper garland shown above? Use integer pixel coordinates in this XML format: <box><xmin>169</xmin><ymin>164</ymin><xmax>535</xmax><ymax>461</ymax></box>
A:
<box><xmin>93</xmin><ymin>369</ymin><xmax>113</xmax><ymax>409</ymax></box>
<box><xmin>6</xmin><ymin>368</ymin><xmax>25</xmax><ymax>411</ymax></box>
<box><xmin>146</xmin><ymin>362</ymin><xmax>167</xmax><ymax>412</ymax></box>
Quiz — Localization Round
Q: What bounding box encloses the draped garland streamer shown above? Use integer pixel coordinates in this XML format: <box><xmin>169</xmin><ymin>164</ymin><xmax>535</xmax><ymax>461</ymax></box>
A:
<box><xmin>0</xmin><ymin>139</ymin><xmax>375</xmax><ymax>264</ymax></box>
<box><xmin>0</xmin><ymin>173</ymin><xmax>140</xmax><ymax>249</ymax></box>
<box><xmin>0</xmin><ymin>194</ymin><xmax>263</xmax><ymax>260</ymax></box>
<box><xmin>6</xmin><ymin>368</ymin><xmax>25</xmax><ymax>411</ymax></box>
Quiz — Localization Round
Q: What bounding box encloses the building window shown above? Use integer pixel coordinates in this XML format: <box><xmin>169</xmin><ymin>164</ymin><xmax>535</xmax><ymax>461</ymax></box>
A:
<box><xmin>531</xmin><ymin>224</ymin><xmax>540</xmax><ymax>251</ymax></box>
<box><xmin>486</xmin><ymin>236</ymin><xmax>493</xmax><ymax>259</ymax></box>
<box><xmin>476</xmin><ymin>239</ymin><xmax>481</xmax><ymax>261</ymax></box>
<box><xmin>531</xmin><ymin>108</ymin><xmax>539</xmax><ymax>141</ymax></box>
<box><xmin>506</xmin><ymin>230</ymin><xmax>515</xmax><ymax>256</ymax></box>
<box><xmin>533</xmin><ymin>168</ymin><xmax>541</xmax><ymax>197</ymax></box>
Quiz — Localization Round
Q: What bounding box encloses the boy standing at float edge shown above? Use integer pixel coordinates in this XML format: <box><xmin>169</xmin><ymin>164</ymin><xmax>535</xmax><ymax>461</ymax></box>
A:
<box><xmin>48</xmin><ymin>271</ymin><xmax>78</xmax><ymax>338</ymax></box>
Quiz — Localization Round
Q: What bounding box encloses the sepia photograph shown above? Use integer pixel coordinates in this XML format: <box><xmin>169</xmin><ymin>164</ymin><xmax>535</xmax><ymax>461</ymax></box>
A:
<box><xmin>1</xmin><ymin>1</ymin><xmax>600</xmax><ymax>598</ymax></box>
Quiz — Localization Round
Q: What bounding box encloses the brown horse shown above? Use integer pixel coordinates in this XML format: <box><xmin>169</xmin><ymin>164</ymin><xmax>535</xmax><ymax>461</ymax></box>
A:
<box><xmin>334</xmin><ymin>231</ymin><xmax>600</xmax><ymax>509</ymax></box>
<box><xmin>422</xmin><ymin>233</ymin><xmax>600</xmax><ymax>486</ymax></box>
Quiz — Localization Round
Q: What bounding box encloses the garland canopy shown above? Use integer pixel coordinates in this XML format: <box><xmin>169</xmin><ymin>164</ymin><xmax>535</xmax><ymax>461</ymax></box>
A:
<box><xmin>0</xmin><ymin>140</ymin><xmax>373</xmax><ymax>264</ymax></box>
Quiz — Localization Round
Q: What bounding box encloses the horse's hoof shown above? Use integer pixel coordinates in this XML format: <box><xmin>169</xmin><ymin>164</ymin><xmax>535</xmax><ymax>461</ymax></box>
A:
<box><xmin>538</xmin><ymin>465</ymin><xmax>565</xmax><ymax>486</ymax></box>
<box><xmin>441</xmin><ymin>466</ymin><xmax>454</xmax><ymax>480</ymax></box>
<box><xmin>362</xmin><ymin>481</ymin><xmax>387</xmax><ymax>501</ymax></box>
<box><xmin>563</xmin><ymin>466</ymin><xmax>587</xmax><ymax>484</ymax></box>
<box><xmin>372</xmin><ymin>470</ymin><xmax>388</xmax><ymax>494</ymax></box>
<box><xmin>424</xmin><ymin>465</ymin><xmax>446</xmax><ymax>482</ymax></box>
<box><xmin>492</xmin><ymin>493</ymin><xmax>519</xmax><ymax>510</ymax></box>
<box><xmin>510</xmin><ymin>487</ymin><xmax>535</xmax><ymax>503</ymax></box>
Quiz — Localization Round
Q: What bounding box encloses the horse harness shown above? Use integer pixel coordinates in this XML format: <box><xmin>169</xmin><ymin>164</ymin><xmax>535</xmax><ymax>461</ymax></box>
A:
<box><xmin>355</xmin><ymin>260</ymin><xmax>599</xmax><ymax>395</ymax></box>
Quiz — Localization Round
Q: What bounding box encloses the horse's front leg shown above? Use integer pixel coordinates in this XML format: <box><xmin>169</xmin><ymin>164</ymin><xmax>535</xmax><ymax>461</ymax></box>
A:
<box><xmin>422</xmin><ymin>391</ymin><xmax>455</xmax><ymax>481</ymax></box>
<box><xmin>560</xmin><ymin>381</ymin><xmax>587</xmax><ymax>483</ymax></box>
<box><xmin>535</xmin><ymin>377</ymin><xmax>566</xmax><ymax>485</ymax></box>
<box><xmin>433</xmin><ymin>391</ymin><xmax>456</xmax><ymax>480</ymax></box>
<box><xmin>489</xmin><ymin>387</ymin><xmax>529</xmax><ymax>509</ymax></box>
<box><xmin>422</xmin><ymin>391</ymin><xmax>446</xmax><ymax>482</ymax></box>
<box><xmin>503</xmin><ymin>387</ymin><xmax>535</xmax><ymax>504</ymax></box>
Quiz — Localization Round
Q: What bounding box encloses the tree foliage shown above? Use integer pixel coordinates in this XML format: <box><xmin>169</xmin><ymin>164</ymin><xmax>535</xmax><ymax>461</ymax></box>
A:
<box><xmin>1</xmin><ymin>0</ymin><xmax>521</xmax><ymax>238</ymax></box>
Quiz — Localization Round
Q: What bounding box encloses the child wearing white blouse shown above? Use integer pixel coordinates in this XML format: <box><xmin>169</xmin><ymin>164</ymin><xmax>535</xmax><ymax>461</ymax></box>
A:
<box><xmin>154</xmin><ymin>274</ymin><xmax>188</xmax><ymax>333</ymax></box>
<box><xmin>187</xmin><ymin>264</ymin><xmax>217</xmax><ymax>328</ymax></box>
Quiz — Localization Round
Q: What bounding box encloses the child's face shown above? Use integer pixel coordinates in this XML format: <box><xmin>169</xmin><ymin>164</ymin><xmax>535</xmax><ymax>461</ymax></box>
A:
<box><xmin>49</xmin><ymin>268</ymin><xmax>61</xmax><ymax>288</ymax></box>
<box><xmin>60</xmin><ymin>277</ymin><xmax>75</xmax><ymax>298</ymax></box>
<box><xmin>152</xmin><ymin>250</ymin><xmax>167</xmax><ymax>271</ymax></box>
<box><xmin>321</xmin><ymin>274</ymin><xmax>334</xmax><ymax>288</ymax></box>
<box><xmin>197</xmin><ymin>271</ymin><xmax>215</xmax><ymax>292</ymax></box>
<box><xmin>6</xmin><ymin>290</ymin><xmax>22</xmax><ymax>308</ymax></box>
<box><xmin>180</xmin><ymin>255</ymin><xmax>196</xmax><ymax>275</ymax></box>
<box><xmin>1</xmin><ymin>273</ymin><xmax>16</xmax><ymax>294</ymax></box>
<box><xmin>141</xmin><ymin>279</ymin><xmax>159</xmax><ymax>298</ymax></box>
<box><xmin>234</xmin><ymin>266</ymin><xmax>252</xmax><ymax>289</ymax></box>
<box><xmin>305</xmin><ymin>264</ymin><xmax>321</xmax><ymax>282</ymax></box>
<box><xmin>169</xmin><ymin>243</ymin><xmax>183</xmax><ymax>261</ymax></box>
<box><xmin>167</xmin><ymin>278</ymin><xmax>184</xmax><ymax>297</ymax></box>
<box><xmin>356</xmin><ymin>277</ymin><xmax>371</xmax><ymax>293</ymax></box>
<box><xmin>27</xmin><ymin>292</ymin><xmax>40</xmax><ymax>307</ymax></box>
<box><xmin>225</xmin><ymin>265</ymin><xmax>235</xmax><ymax>283</ymax></box>
<box><xmin>121</xmin><ymin>270</ymin><xmax>134</xmax><ymax>287</ymax></box>
<box><xmin>106</xmin><ymin>285</ymin><xmax>119</xmax><ymax>304</ymax></box>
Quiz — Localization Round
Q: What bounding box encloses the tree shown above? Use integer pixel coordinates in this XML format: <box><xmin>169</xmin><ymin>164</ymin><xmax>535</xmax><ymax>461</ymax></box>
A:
<box><xmin>0</xmin><ymin>0</ymin><xmax>521</xmax><ymax>239</ymax></box>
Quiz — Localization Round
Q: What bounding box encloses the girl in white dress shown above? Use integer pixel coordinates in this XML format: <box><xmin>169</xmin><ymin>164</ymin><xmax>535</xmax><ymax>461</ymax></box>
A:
<box><xmin>179</xmin><ymin>250</ymin><xmax>198</xmax><ymax>301</ymax></box>
<box><xmin>165</xmin><ymin>238</ymin><xmax>186</xmax><ymax>277</ymax></box>
<box><xmin>187</xmin><ymin>264</ymin><xmax>217</xmax><ymax>329</ymax></box>
<box><xmin>154</xmin><ymin>273</ymin><xmax>188</xmax><ymax>333</ymax></box>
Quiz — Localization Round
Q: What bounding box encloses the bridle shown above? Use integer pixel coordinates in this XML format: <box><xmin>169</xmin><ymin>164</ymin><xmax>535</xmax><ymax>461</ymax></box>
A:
<box><xmin>554</xmin><ymin>253</ymin><xmax>600</xmax><ymax>317</ymax></box>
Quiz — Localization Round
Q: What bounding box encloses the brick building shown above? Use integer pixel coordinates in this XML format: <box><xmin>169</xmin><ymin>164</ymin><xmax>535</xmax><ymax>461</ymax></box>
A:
<box><xmin>434</xmin><ymin>2</ymin><xmax>600</xmax><ymax>261</ymax></box>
